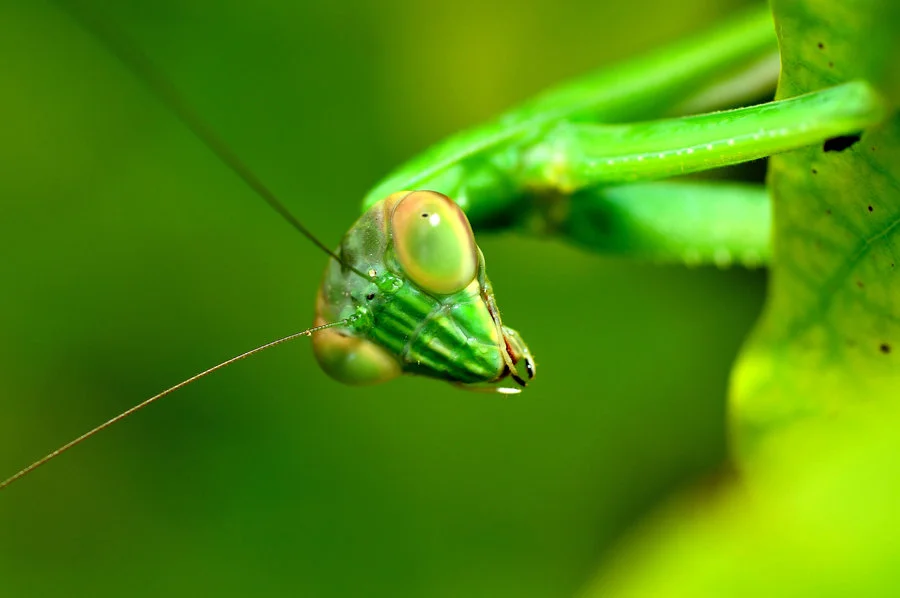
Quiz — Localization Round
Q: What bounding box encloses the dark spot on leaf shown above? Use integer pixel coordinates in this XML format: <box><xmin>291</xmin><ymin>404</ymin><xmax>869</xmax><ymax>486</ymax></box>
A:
<box><xmin>868</xmin><ymin>205</ymin><xmax>874</xmax><ymax>212</ymax></box>
<box><xmin>366</xmin><ymin>292</ymin><xmax>375</xmax><ymax>301</ymax></box>
<box><xmin>817</xmin><ymin>42</ymin><xmax>824</xmax><ymax>49</ymax></box>
<box><xmin>826</xmin><ymin>209</ymin><xmax>832</xmax><ymax>215</ymax></box>
<box><xmin>856</xmin><ymin>280</ymin><xmax>865</xmax><ymax>289</ymax></box>
<box><xmin>828</xmin><ymin>61</ymin><xmax>834</xmax><ymax>68</ymax></box>
<box><xmin>811</xmin><ymin>168</ymin><xmax>818</xmax><ymax>175</ymax></box>
<box><xmin>823</xmin><ymin>134</ymin><xmax>861</xmax><ymax>152</ymax></box>
<box><xmin>421</xmin><ymin>213</ymin><xmax>429</xmax><ymax>218</ymax></box>
<box><xmin>880</xmin><ymin>343</ymin><xmax>891</xmax><ymax>354</ymax></box>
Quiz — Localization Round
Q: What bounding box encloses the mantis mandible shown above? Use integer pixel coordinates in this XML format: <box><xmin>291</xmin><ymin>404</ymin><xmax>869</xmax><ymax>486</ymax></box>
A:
<box><xmin>0</xmin><ymin>0</ymin><xmax>886</xmax><ymax>493</ymax></box>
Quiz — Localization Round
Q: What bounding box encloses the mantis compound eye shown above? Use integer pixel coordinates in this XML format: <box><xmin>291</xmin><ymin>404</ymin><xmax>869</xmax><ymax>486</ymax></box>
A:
<box><xmin>391</xmin><ymin>191</ymin><xmax>478</xmax><ymax>295</ymax></box>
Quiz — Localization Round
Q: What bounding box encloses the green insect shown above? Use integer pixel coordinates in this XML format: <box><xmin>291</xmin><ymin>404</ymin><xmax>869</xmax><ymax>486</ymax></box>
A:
<box><xmin>308</xmin><ymin>3</ymin><xmax>882</xmax><ymax>393</ymax></box>
<box><xmin>0</xmin><ymin>1</ymin><xmax>887</xmax><ymax>490</ymax></box>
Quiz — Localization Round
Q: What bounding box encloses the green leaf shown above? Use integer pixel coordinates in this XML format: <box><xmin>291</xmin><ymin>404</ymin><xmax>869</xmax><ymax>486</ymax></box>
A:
<box><xmin>579</xmin><ymin>400</ymin><xmax>900</xmax><ymax>597</ymax></box>
<box><xmin>729</xmin><ymin>0</ymin><xmax>900</xmax><ymax>457</ymax></box>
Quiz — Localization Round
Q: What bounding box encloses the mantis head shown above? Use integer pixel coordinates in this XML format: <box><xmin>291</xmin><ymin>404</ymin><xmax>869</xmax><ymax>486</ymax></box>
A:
<box><xmin>313</xmin><ymin>191</ymin><xmax>535</xmax><ymax>392</ymax></box>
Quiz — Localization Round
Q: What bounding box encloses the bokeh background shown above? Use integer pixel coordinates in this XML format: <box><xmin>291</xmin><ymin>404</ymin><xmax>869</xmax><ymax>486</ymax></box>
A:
<box><xmin>0</xmin><ymin>0</ymin><xmax>763</xmax><ymax>596</ymax></box>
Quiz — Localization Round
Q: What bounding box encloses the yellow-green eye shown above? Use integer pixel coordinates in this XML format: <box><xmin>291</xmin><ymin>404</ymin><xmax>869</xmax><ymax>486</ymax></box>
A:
<box><xmin>391</xmin><ymin>191</ymin><xmax>477</xmax><ymax>295</ymax></box>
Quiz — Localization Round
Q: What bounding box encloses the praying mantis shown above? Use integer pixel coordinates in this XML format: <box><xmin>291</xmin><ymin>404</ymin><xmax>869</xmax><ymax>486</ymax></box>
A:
<box><xmin>0</xmin><ymin>0</ymin><xmax>890</xmax><ymax>596</ymax></box>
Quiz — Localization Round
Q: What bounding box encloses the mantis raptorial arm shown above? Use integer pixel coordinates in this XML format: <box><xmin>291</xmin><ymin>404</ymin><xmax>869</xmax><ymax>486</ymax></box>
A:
<box><xmin>535</xmin><ymin>182</ymin><xmax>771</xmax><ymax>267</ymax></box>
<box><xmin>504</xmin><ymin>82</ymin><xmax>884</xmax><ymax>267</ymax></box>
<box><xmin>518</xmin><ymin>81</ymin><xmax>885</xmax><ymax>191</ymax></box>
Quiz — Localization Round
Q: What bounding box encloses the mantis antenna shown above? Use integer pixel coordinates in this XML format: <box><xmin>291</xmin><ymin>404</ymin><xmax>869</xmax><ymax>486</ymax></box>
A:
<box><xmin>54</xmin><ymin>0</ymin><xmax>372</xmax><ymax>282</ymax></box>
<box><xmin>0</xmin><ymin>318</ymin><xmax>352</xmax><ymax>491</ymax></box>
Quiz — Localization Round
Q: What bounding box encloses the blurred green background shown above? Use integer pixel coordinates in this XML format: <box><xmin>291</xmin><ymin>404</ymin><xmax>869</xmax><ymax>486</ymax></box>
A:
<box><xmin>0</xmin><ymin>0</ymin><xmax>763</xmax><ymax>596</ymax></box>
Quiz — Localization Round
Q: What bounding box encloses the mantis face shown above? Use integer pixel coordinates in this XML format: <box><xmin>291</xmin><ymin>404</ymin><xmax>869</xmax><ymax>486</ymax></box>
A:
<box><xmin>313</xmin><ymin>191</ymin><xmax>535</xmax><ymax>391</ymax></box>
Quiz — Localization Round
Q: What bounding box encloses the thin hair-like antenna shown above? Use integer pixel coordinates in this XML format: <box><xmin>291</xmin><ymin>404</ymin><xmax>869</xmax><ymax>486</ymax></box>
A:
<box><xmin>54</xmin><ymin>0</ymin><xmax>371</xmax><ymax>281</ymax></box>
<box><xmin>0</xmin><ymin>318</ymin><xmax>349</xmax><ymax>492</ymax></box>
